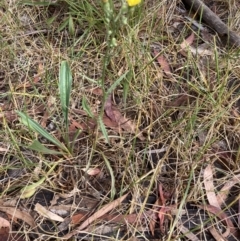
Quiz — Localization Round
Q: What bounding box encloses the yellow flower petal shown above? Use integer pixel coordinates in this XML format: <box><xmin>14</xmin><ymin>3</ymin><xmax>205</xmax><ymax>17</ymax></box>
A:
<box><xmin>127</xmin><ymin>0</ymin><xmax>141</xmax><ymax>7</ymax></box>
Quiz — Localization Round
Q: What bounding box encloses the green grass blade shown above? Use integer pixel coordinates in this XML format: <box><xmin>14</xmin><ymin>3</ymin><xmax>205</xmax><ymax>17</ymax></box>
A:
<box><xmin>68</xmin><ymin>15</ymin><xmax>75</xmax><ymax>36</ymax></box>
<box><xmin>59</xmin><ymin>61</ymin><xmax>72</xmax><ymax>128</ymax></box>
<box><xmin>17</xmin><ymin>111</ymin><xmax>67</xmax><ymax>151</ymax></box>
<box><xmin>82</xmin><ymin>95</ymin><xmax>94</xmax><ymax>118</ymax></box>
<box><xmin>98</xmin><ymin>117</ymin><xmax>109</xmax><ymax>143</ymax></box>
<box><xmin>106</xmin><ymin>70</ymin><xmax>129</xmax><ymax>95</ymax></box>
<box><xmin>20</xmin><ymin>176</ymin><xmax>46</xmax><ymax>199</ymax></box>
<box><xmin>101</xmin><ymin>152</ymin><xmax>116</xmax><ymax>200</ymax></box>
<box><xmin>29</xmin><ymin>140</ymin><xmax>62</xmax><ymax>155</ymax></box>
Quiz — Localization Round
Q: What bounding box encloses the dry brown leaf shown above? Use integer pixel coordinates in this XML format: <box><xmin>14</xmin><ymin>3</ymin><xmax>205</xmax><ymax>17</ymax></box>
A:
<box><xmin>0</xmin><ymin>227</ymin><xmax>9</xmax><ymax>241</ymax></box>
<box><xmin>72</xmin><ymin>108</ymin><xmax>89</xmax><ymax>116</ymax></box>
<box><xmin>166</xmin><ymin>94</ymin><xmax>190</xmax><ymax>107</ymax></box>
<box><xmin>78</xmin><ymin>193</ymin><xmax>128</xmax><ymax>230</ymax></box>
<box><xmin>81</xmin><ymin>167</ymin><xmax>101</xmax><ymax>176</ymax></box>
<box><xmin>103</xmin><ymin>95</ymin><xmax>144</xmax><ymax>139</ymax></box>
<box><xmin>35</xmin><ymin>203</ymin><xmax>64</xmax><ymax>222</ymax></box>
<box><xmin>104</xmin><ymin>95</ymin><xmax>116</xmax><ymax>122</ymax></box>
<box><xmin>85</xmin><ymin>87</ymin><xmax>103</xmax><ymax>96</ymax></box>
<box><xmin>149</xmin><ymin>199</ymin><xmax>160</xmax><ymax>236</ymax></box>
<box><xmin>0</xmin><ymin>217</ymin><xmax>10</xmax><ymax>228</ymax></box>
<box><xmin>0</xmin><ymin>227</ymin><xmax>25</xmax><ymax>241</ymax></box>
<box><xmin>16</xmin><ymin>63</ymin><xmax>43</xmax><ymax>90</ymax></box>
<box><xmin>71</xmin><ymin>118</ymin><xmax>95</xmax><ymax>131</ymax></box>
<box><xmin>113</xmin><ymin>107</ymin><xmax>144</xmax><ymax>140</ymax></box>
<box><xmin>178</xmin><ymin>224</ymin><xmax>200</xmax><ymax>241</ymax></box>
<box><xmin>3</xmin><ymin>104</ymin><xmax>44</xmax><ymax>125</ymax></box>
<box><xmin>158</xmin><ymin>183</ymin><xmax>171</xmax><ymax>233</ymax></box>
<box><xmin>216</xmin><ymin>174</ymin><xmax>240</xmax><ymax>206</ymax></box>
<box><xmin>63</xmin><ymin>193</ymin><xmax>129</xmax><ymax>239</ymax></box>
<box><xmin>239</xmin><ymin>199</ymin><xmax>240</xmax><ymax>226</ymax></box>
<box><xmin>101</xmin><ymin>212</ymin><xmax>148</xmax><ymax>224</ymax></box>
<box><xmin>189</xmin><ymin>43</ymin><xmax>213</xmax><ymax>56</ymax></box>
<box><xmin>71</xmin><ymin>210</ymin><xmax>147</xmax><ymax>226</ymax></box>
<box><xmin>195</xmin><ymin>204</ymin><xmax>236</xmax><ymax>237</ymax></box>
<box><xmin>179</xmin><ymin>32</ymin><xmax>195</xmax><ymax>56</ymax></box>
<box><xmin>40</xmin><ymin>96</ymin><xmax>56</xmax><ymax>128</ymax></box>
<box><xmin>0</xmin><ymin>147</ymin><xmax>8</xmax><ymax>152</ymax></box>
<box><xmin>0</xmin><ymin>207</ymin><xmax>36</xmax><ymax>227</ymax></box>
<box><xmin>34</xmin><ymin>62</ymin><xmax>44</xmax><ymax>82</ymax></box>
<box><xmin>204</xmin><ymin>164</ymin><xmax>221</xmax><ymax>209</ymax></box>
<box><xmin>0</xmin><ymin>111</ymin><xmax>18</xmax><ymax>122</ymax></box>
<box><xmin>209</xmin><ymin>226</ymin><xmax>227</xmax><ymax>241</ymax></box>
<box><xmin>153</xmin><ymin>49</ymin><xmax>172</xmax><ymax>77</ymax></box>
<box><xmin>71</xmin><ymin>212</ymin><xmax>88</xmax><ymax>225</ymax></box>
<box><xmin>180</xmin><ymin>32</ymin><xmax>195</xmax><ymax>50</ymax></box>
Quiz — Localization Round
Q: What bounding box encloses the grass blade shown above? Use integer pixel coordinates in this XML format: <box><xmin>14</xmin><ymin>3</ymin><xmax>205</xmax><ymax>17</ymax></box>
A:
<box><xmin>98</xmin><ymin>117</ymin><xmax>109</xmax><ymax>143</ymax></box>
<box><xmin>82</xmin><ymin>95</ymin><xmax>94</xmax><ymax>118</ymax></box>
<box><xmin>59</xmin><ymin>61</ymin><xmax>72</xmax><ymax>129</ymax></box>
<box><xmin>101</xmin><ymin>152</ymin><xmax>116</xmax><ymax>200</ymax></box>
<box><xmin>106</xmin><ymin>71</ymin><xmax>129</xmax><ymax>95</ymax></box>
<box><xmin>29</xmin><ymin>140</ymin><xmax>62</xmax><ymax>155</ymax></box>
<box><xmin>17</xmin><ymin>111</ymin><xmax>67</xmax><ymax>151</ymax></box>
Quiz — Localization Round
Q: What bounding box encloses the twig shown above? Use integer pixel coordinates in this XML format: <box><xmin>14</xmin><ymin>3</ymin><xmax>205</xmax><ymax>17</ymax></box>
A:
<box><xmin>182</xmin><ymin>0</ymin><xmax>240</xmax><ymax>47</ymax></box>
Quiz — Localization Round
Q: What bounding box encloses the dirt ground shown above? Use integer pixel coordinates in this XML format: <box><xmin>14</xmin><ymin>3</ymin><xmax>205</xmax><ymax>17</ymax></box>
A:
<box><xmin>0</xmin><ymin>0</ymin><xmax>240</xmax><ymax>240</ymax></box>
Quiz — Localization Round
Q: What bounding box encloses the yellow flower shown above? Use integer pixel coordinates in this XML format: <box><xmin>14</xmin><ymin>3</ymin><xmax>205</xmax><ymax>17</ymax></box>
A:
<box><xmin>127</xmin><ymin>0</ymin><xmax>141</xmax><ymax>7</ymax></box>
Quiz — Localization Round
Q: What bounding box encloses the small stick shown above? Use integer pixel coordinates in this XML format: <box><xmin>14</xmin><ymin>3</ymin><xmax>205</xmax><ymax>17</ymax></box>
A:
<box><xmin>182</xmin><ymin>0</ymin><xmax>240</xmax><ymax>47</ymax></box>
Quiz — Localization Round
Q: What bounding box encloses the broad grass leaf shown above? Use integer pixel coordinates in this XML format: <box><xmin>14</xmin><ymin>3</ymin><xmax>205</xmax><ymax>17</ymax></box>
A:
<box><xmin>17</xmin><ymin>111</ymin><xmax>67</xmax><ymax>151</ymax></box>
<box><xmin>68</xmin><ymin>15</ymin><xmax>75</xmax><ymax>36</ymax></box>
<box><xmin>29</xmin><ymin>140</ymin><xmax>62</xmax><ymax>155</ymax></box>
<box><xmin>59</xmin><ymin>61</ymin><xmax>72</xmax><ymax>128</ymax></box>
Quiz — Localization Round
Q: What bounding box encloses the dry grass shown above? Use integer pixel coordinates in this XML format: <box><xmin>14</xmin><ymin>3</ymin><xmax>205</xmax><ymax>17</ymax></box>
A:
<box><xmin>0</xmin><ymin>0</ymin><xmax>240</xmax><ymax>240</ymax></box>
